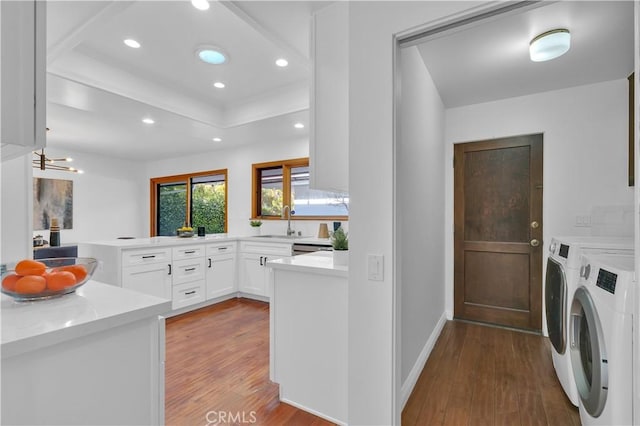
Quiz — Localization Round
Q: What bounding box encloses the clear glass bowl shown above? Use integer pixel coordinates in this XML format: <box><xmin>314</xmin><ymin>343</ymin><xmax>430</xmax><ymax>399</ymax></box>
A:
<box><xmin>176</xmin><ymin>230</ymin><xmax>194</xmax><ymax>238</ymax></box>
<box><xmin>1</xmin><ymin>257</ymin><xmax>98</xmax><ymax>301</ymax></box>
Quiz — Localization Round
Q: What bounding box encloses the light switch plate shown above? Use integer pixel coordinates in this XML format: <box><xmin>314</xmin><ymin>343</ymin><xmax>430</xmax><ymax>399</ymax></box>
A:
<box><xmin>368</xmin><ymin>255</ymin><xmax>384</xmax><ymax>281</ymax></box>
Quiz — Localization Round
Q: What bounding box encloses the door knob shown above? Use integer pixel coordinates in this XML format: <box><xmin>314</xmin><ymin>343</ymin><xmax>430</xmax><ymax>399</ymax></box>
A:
<box><xmin>530</xmin><ymin>239</ymin><xmax>540</xmax><ymax>247</ymax></box>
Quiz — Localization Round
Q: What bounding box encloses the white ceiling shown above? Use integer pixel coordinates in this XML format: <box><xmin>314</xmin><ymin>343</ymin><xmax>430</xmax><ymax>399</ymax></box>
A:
<box><xmin>46</xmin><ymin>1</ymin><xmax>635</xmax><ymax>162</ymax></box>
<box><xmin>416</xmin><ymin>1</ymin><xmax>634</xmax><ymax>108</ymax></box>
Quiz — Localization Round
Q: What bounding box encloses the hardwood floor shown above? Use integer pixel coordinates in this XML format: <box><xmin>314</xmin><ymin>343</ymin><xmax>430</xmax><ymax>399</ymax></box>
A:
<box><xmin>402</xmin><ymin>320</ymin><xmax>581</xmax><ymax>426</ymax></box>
<box><xmin>165</xmin><ymin>298</ymin><xmax>334</xmax><ymax>426</ymax></box>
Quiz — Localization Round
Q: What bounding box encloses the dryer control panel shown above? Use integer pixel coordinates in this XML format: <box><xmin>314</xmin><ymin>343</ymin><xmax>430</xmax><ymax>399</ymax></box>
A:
<box><xmin>596</xmin><ymin>268</ymin><xmax>618</xmax><ymax>294</ymax></box>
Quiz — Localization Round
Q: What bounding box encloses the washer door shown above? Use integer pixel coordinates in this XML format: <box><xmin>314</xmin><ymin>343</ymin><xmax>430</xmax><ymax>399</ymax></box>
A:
<box><xmin>545</xmin><ymin>257</ymin><xmax>566</xmax><ymax>353</ymax></box>
<box><xmin>569</xmin><ymin>286</ymin><xmax>608</xmax><ymax>417</ymax></box>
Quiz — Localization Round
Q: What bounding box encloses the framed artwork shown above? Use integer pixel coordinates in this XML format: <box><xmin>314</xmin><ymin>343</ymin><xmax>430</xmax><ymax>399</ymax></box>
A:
<box><xmin>33</xmin><ymin>178</ymin><xmax>73</xmax><ymax>230</ymax></box>
<box><xmin>629</xmin><ymin>73</ymin><xmax>635</xmax><ymax>187</ymax></box>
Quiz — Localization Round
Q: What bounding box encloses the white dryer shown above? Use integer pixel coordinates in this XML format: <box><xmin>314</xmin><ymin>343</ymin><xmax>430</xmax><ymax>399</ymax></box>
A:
<box><xmin>569</xmin><ymin>253</ymin><xmax>635</xmax><ymax>426</ymax></box>
<box><xmin>545</xmin><ymin>236</ymin><xmax>633</xmax><ymax>406</ymax></box>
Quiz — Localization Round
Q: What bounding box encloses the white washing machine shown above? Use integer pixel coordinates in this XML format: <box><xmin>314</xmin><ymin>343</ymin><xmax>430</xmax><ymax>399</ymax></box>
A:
<box><xmin>545</xmin><ymin>236</ymin><xmax>633</xmax><ymax>406</ymax></box>
<box><xmin>569</xmin><ymin>253</ymin><xmax>635</xmax><ymax>426</ymax></box>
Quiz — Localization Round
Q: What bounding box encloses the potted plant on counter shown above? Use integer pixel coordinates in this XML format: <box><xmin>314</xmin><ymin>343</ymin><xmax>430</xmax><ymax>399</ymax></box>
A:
<box><xmin>331</xmin><ymin>226</ymin><xmax>348</xmax><ymax>266</ymax></box>
<box><xmin>249</xmin><ymin>220</ymin><xmax>262</xmax><ymax>236</ymax></box>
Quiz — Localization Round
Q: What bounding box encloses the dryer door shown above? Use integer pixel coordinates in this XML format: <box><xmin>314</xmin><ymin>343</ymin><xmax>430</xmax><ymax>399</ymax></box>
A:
<box><xmin>569</xmin><ymin>286</ymin><xmax>608</xmax><ymax>418</ymax></box>
<box><xmin>545</xmin><ymin>257</ymin><xmax>566</xmax><ymax>353</ymax></box>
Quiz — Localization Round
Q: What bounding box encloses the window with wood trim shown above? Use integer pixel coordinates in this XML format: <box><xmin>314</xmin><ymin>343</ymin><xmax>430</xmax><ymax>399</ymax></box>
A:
<box><xmin>252</xmin><ymin>158</ymin><xmax>349</xmax><ymax>220</ymax></box>
<box><xmin>150</xmin><ymin>170</ymin><xmax>227</xmax><ymax>236</ymax></box>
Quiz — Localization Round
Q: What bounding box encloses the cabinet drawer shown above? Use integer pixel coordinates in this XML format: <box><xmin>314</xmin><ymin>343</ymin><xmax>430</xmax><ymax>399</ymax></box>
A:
<box><xmin>172</xmin><ymin>280</ymin><xmax>205</xmax><ymax>310</ymax></box>
<box><xmin>122</xmin><ymin>247</ymin><xmax>172</xmax><ymax>267</ymax></box>
<box><xmin>206</xmin><ymin>242</ymin><xmax>237</xmax><ymax>256</ymax></box>
<box><xmin>172</xmin><ymin>257</ymin><xmax>206</xmax><ymax>285</ymax></box>
<box><xmin>240</xmin><ymin>241</ymin><xmax>292</xmax><ymax>256</ymax></box>
<box><xmin>172</xmin><ymin>245</ymin><xmax>205</xmax><ymax>261</ymax></box>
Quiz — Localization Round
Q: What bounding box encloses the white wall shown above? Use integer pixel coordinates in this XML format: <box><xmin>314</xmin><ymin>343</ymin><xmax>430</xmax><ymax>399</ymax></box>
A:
<box><xmin>1</xmin><ymin>155</ymin><xmax>32</xmax><ymax>263</ymax></box>
<box><xmin>32</xmin><ymin>148</ymin><xmax>146</xmax><ymax>244</ymax></box>
<box><xmin>347</xmin><ymin>2</ymin><xmax>477</xmax><ymax>424</ymax></box>
<box><xmin>397</xmin><ymin>46</ymin><xmax>446</xmax><ymax>398</ymax></box>
<box><xmin>143</xmin><ymin>138</ymin><xmax>346</xmax><ymax>237</ymax></box>
<box><xmin>444</xmin><ymin>79</ymin><xmax>634</xmax><ymax>318</ymax></box>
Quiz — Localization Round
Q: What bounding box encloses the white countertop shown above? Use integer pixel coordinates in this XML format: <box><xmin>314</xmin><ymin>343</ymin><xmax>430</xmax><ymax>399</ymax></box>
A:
<box><xmin>1</xmin><ymin>280</ymin><xmax>172</xmax><ymax>358</ymax></box>
<box><xmin>268</xmin><ymin>251</ymin><xmax>348</xmax><ymax>278</ymax></box>
<box><xmin>78</xmin><ymin>234</ymin><xmax>332</xmax><ymax>249</ymax></box>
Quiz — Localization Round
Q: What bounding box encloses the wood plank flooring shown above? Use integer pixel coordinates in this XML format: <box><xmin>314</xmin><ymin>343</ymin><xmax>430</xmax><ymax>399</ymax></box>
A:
<box><xmin>165</xmin><ymin>298</ymin><xmax>333</xmax><ymax>426</ymax></box>
<box><xmin>402</xmin><ymin>320</ymin><xmax>581</xmax><ymax>426</ymax></box>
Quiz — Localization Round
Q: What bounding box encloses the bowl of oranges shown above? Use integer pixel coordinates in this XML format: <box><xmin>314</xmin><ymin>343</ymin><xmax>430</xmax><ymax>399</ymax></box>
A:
<box><xmin>1</xmin><ymin>257</ymin><xmax>98</xmax><ymax>301</ymax></box>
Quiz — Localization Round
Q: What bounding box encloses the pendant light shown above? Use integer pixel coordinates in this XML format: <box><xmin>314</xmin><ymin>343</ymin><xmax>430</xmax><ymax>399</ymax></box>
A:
<box><xmin>529</xmin><ymin>29</ymin><xmax>571</xmax><ymax>62</ymax></box>
<box><xmin>33</xmin><ymin>149</ymin><xmax>84</xmax><ymax>174</ymax></box>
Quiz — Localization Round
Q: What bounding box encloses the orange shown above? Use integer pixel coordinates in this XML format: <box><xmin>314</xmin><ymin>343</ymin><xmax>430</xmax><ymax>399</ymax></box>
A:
<box><xmin>15</xmin><ymin>259</ymin><xmax>46</xmax><ymax>276</ymax></box>
<box><xmin>14</xmin><ymin>275</ymin><xmax>47</xmax><ymax>294</ymax></box>
<box><xmin>60</xmin><ymin>264</ymin><xmax>88</xmax><ymax>283</ymax></box>
<box><xmin>46</xmin><ymin>271</ymin><xmax>77</xmax><ymax>291</ymax></box>
<box><xmin>2</xmin><ymin>273</ymin><xmax>21</xmax><ymax>291</ymax></box>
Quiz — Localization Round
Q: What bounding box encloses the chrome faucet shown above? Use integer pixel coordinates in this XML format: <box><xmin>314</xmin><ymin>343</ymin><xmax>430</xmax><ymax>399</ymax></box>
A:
<box><xmin>282</xmin><ymin>205</ymin><xmax>294</xmax><ymax>236</ymax></box>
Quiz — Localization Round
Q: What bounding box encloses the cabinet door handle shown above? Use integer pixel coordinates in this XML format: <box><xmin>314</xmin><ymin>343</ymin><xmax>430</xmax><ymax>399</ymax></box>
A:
<box><xmin>184</xmin><ymin>250</ymin><xmax>196</xmax><ymax>254</ymax></box>
<box><xmin>259</xmin><ymin>256</ymin><xmax>263</xmax><ymax>266</ymax></box>
<box><xmin>185</xmin><ymin>290</ymin><xmax>196</xmax><ymax>296</ymax></box>
<box><xmin>168</xmin><ymin>264</ymin><xmax>172</xmax><ymax>275</ymax></box>
<box><xmin>218</xmin><ymin>247</ymin><xmax>228</xmax><ymax>251</ymax></box>
<box><xmin>185</xmin><ymin>267</ymin><xmax>196</xmax><ymax>272</ymax></box>
<box><xmin>208</xmin><ymin>258</ymin><xmax>212</xmax><ymax>268</ymax></box>
<box><xmin>142</xmin><ymin>255</ymin><xmax>156</xmax><ymax>259</ymax></box>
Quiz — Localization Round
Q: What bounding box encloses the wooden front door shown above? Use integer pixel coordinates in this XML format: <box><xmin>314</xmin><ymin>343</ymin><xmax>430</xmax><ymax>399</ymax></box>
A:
<box><xmin>454</xmin><ymin>134</ymin><xmax>543</xmax><ymax>331</ymax></box>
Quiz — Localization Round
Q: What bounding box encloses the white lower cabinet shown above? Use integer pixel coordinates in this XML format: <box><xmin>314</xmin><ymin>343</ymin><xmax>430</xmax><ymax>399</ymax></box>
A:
<box><xmin>122</xmin><ymin>261</ymin><xmax>172</xmax><ymax>300</ymax></box>
<box><xmin>239</xmin><ymin>241</ymin><xmax>292</xmax><ymax>299</ymax></box>
<box><xmin>206</xmin><ymin>242</ymin><xmax>237</xmax><ymax>299</ymax></box>
<box><xmin>170</xmin><ymin>246</ymin><xmax>205</xmax><ymax>310</ymax></box>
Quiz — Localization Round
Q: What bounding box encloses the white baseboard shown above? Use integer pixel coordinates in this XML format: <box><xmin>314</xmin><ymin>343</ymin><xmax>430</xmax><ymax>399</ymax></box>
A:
<box><xmin>279</xmin><ymin>397</ymin><xmax>347</xmax><ymax>426</ymax></box>
<box><xmin>400</xmin><ymin>312</ymin><xmax>447</xmax><ymax>409</ymax></box>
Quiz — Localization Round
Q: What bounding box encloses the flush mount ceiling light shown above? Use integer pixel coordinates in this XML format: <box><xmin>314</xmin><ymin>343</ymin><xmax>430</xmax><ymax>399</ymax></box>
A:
<box><xmin>529</xmin><ymin>29</ymin><xmax>571</xmax><ymax>62</ymax></box>
<box><xmin>213</xmin><ymin>81</ymin><xmax>226</xmax><ymax>89</ymax></box>
<box><xmin>33</xmin><ymin>149</ymin><xmax>83</xmax><ymax>174</ymax></box>
<box><xmin>197</xmin><ymin>46</ymin><xmax>227</xmax><ymax>65</ymax></box>
<box><xmin>293</xmin><ymin>122</ymin><xmax>305</xmax><ymax>129</ymax></box>
<box><xmin>124</xmin><ymin>38</ymin><xmax>141</xmax><ymax>49</ymax></box>
<box><xmin>212</xmin><ymin>137</ymin><xmax>222</xmax><ymax>142</ymax></box>
<box><xmin>275</xmin><ymin>58</ymin><xmax>289</xmax><ymax>67</ymax></box>
<box><xmin>191</xmin><ymin>0</ymin><xmax>210</xmax><ymax>11</ymax></box>
<box><xmin>142</xmin><ymin>118</ymin><xmax>155</xmax><ymax>124</ymax></box>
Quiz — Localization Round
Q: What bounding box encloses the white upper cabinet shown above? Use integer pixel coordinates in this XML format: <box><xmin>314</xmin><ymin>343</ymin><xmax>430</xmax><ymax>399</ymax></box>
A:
<box><xmin>310</xmin><ymin>1</ymin><xmax>349</xmax><ymax>192</ymax></box>
<box><xmin>1</xmin><ymin>0</ymin><xmax>46</xmax><ymax>161</ymax></box>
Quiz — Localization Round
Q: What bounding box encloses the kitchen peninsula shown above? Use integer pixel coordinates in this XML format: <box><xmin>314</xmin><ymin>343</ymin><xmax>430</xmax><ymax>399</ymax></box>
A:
<box><xmin>268</xmin><ymin>252</ymin><xmax>348</xmax><ymax>425</ymax></box>
<box><xmin>1</xmin><ymin>281</ymin><xmax>171</xmax><ymax>425</ymax></box>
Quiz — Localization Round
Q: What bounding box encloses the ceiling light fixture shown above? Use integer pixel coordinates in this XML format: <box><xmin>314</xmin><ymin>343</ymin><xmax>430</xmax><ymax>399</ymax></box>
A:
<box><xmin>275</xmin><ymin>58</ymin><xmax>289</xmax><ymax>67</ymax></box>
<box><xmin>124</xmin><ymin>38</ymin><xmax>141</xmax><ymax>49</ymax></box>
<box><xmin>212</xmin><ymin>137</ymin><xmax>222</xmax><ymax>142</ymax></box>
<box><xmin>33</xmin><ymin>149</ymin><xmax>83</xmax><ymax>174</ymax></box>
<box><xmin>213</xmin><ymin>82</ymin><xmax>226</xmax><ymax>89</ymax></box>
<box><xmin>191</xmin><ymin>0</ymin><xmax>210</xmax><ymax>11</ymax></box>
<box><xmin>197</xmin><ymin>47</ymin><xmax>227</xmax><ymax>65</ymax></box>
<box><xmin>529</xmin><ymin>29</ymin><xmax>571</xmax><ymax>62</ymax></box>
<box><xmin>142</xmin><ymin>118</ymin><xmax>155</xmax><ymax>124</ymax></box>
<box><xmin>294</xmin><ymin>123</ymin><xmax>305</xmax><ymax>129</ymax></box>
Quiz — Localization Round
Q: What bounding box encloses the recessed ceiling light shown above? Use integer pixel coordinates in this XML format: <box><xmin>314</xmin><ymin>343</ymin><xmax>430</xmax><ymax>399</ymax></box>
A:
<box><xmin>529</xmin><ymin>29</ymin><xmax>570</xmax><ymax>62</ymax></box>
<box><xmin>275</xmin><ymin>58</ymin><xmax>289</xmax><ymax>67</ymax></box>
<box><xmin>124</xmin><ymin>39</ymin><xmax>141</xmax><ymax>49</ymax></box>
<box><xmin>197</xmin><ymin>47</ymin><xmax>227</xmax><ymax>65</ymax></box>
<box><xmin>213</xmin><ymin>82</ymin><xmax>226</xmax><ymax>89</ymax></box>
<box><xmin>294</xmin><ymin>123</ymin><xmax>305</xmax><ymax>129</ymax></box>
<box><xmin>212</xmin><ymin>137</ymin><xmax>222</xmax><ymax>142</ymax></box>
<box><xmin>191</xmin><ymin>0</ymin><xmax>210</xmax><ymax>11</ymax></box>
<box><xmin>142</xmin><ymin>118</ymin><xmax>155</xmax><ymax>124</ymax></box>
